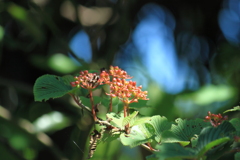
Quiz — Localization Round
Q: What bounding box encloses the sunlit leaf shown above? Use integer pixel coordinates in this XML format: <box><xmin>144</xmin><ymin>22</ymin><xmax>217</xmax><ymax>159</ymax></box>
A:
<box><xmin>48</xmin><ymin>54</ymin><xmax>79</xmax><ymax>74</ymax></box>
<box><xmin>190</xmin><ymin>134</ymin><xmax>199</xmax><ymax>148</ymax></box>
<box><xmin>7</xmin><ymin>3</ymin><xmax>27</xmax><ymax>21</ymax></box>
<box><xmin>33</xmin><ymin>111</ymin><xmax>71</xmax><ymax>132</ymax></box>
<box><xmin>122</xmin><ymin>111</ymin><xmax>139</xmax><ymax>127</ymax></box>
<box><xmin>131</xmin><ymin>117</ymin><xmax>151</xmax><ymax>127</ymax></box>
<box><xmin>223</xmin><ymin>106</ymin><xmax>240</xmax><ymax>113</ymax></box>
<box><xmin>33</xmin><ymin>74</ymin><xmax>73</xmax><ymax>101</ymax></box>
<box><xmin>146</xmin><ymin>115</ymin><xmax>172</xmax><ymax>142</ymax></box>
<box><xmin>106</xmin><ymin>112</ymin><xmax>124</xmax><ymax>128</ymax></box>
<box><xmin>139</xmin><ymin>123</ymin><xmax>155</xmax><ymax>140</ymax></box>
<box><xmin>176</xmin><ymin>85</ymin><xmax>235</xmax><ymax>106</ymax></box>
<box><xmin>120</xmin><ymin>126</ymin><xmax>153</xmax><ymax>147</ymax></box>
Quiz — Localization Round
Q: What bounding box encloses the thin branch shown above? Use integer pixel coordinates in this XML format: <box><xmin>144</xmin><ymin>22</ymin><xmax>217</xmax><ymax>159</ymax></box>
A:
<box><xmin>68</xmin><ymin>93</ymin><xmax>91</xmax><ymax>112</ymax></box>
<box><xmin>109</xmin><ymin>96</ymin><xmax>113</xmax><ymax>112</ymax></box>
<box><xmin>88</xmin><ymin>90</ymin><xmax>98</xmax><ymax>121</ymax></box>
<box><xmin>140</xmin><ymin>143</ymin><xmax>159</xmax><ymax>152</ymax></box>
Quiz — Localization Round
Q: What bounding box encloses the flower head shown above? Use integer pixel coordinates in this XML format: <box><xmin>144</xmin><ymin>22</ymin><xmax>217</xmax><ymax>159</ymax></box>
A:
<box><xmin>71</xmin><ymin>70</ymin><xmax>101</xmax><ymax>90</ymax></box>
<box><xmin>204</xmin><ymin>111</ymin><xmax>228</xmax><ymax>127</ymax></box>
<box><xmin>107</xmin><ymin>78</ymin><xmax>149</xmax><ymax>104</ymax></box>
<box><xmin>109</xmin><ymin>66</ymin><xmax>132</xmax><ymax>79</ymax></box>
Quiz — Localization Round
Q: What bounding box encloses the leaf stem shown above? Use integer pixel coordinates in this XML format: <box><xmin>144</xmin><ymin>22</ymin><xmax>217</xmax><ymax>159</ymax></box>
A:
<box><xmin>109</xmin><ymin>96</ymin><xmax>113</xmax><ymax>112</ymax></box>
<box><xmin>124</xmin><ymin>103</ymin><xmax>130</xmax><ymax>133</ymax></box>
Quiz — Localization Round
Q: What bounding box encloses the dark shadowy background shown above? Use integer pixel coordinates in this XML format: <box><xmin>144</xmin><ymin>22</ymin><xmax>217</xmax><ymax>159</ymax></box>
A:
<box><xmin>0</xmin><ymin>0</ymin><xmax>239</xmax><ymax>159</ymax></box>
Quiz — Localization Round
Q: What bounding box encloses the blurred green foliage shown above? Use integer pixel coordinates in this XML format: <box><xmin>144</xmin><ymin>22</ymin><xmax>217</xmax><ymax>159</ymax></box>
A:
<box><xmin>0</xmin><ymin>0</ymin><xmax>239</xmax><ymax>160</ymax></box>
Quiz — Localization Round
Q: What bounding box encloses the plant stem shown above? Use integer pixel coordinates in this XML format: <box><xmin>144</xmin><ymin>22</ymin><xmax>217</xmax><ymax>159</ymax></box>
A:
<box><xmin>123</xmin><ymin>103</ymin><xmax>128</xmax><ymax>117</ymax></box>
<box><xmin>124</xmin><ymin>103</ymin><xmax>130</xmax><ymax>134</ymax></box>
<box><xmin>89</xmin><ymin>90</ymin><xmax>97</xmax><ymax>121</ymax></box>
<box><xmin>69</xmin><ymin>93</ymin><xmax>91</xmax><ymax>112</ymax></box>
<box><xmin>109</xmin><ymin>97</ymin><xmax>113</xmax><ymax>112</ymax></box>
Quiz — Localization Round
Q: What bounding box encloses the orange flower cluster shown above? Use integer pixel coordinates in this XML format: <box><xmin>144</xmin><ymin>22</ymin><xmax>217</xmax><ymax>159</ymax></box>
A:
<box><xmin>70</xmin><ymin>66</ymin><xmax>149</xmax><ymax>105</ymax></box>
<box><xmin>108</xmin><ymin>66</ymin><xmax>132</xmax><ymax>79</ymax></box>
<box><xmin>99</xmin><ymin>66</ymin><xmax>132</xmax><ymax>84</ymax></box>
<box><xmin>204</xmin><ymin>111</ymin><xmax>228</xmax><ymax>127</ymax></box>
<box><xmin>100</xmin><ymin>66</ymin><xmax>148</xmax><ymax>105</ymax></box>
<box><xmin>107</xmin><ymin>78</ymin><xmax>148</xmax><ymax>104</ymax></box>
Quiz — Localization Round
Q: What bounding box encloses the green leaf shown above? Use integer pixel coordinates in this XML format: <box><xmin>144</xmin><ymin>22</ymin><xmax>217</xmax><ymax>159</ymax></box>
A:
<box><xmin>147</xmin><ymin>115</ymin><xmax>172</xmax><ymax>142</ymax></box>
<box><xmin>122</xmin><ymin>111</ymin><xmax>139</xmax><ymax>127</ymax></box>
<box><xmin>161</xmin><ymin>130</ymin><xmax>190</xmax><ymax>146</ymax></box>
<box><xmin>139</xmin><ymin>123</ymin><xmax>155</xmax><ymax>139</ymax></box>
<box><xmin>112</xmin><ymin>97</ymin><xmax>120</xmax><ymax>106</ymax></box>
<box><xmin>196</xmin><ymin>121</ymin><xmax>235</xmax><ymax>157</ymax></box>
<box><xmin>223</xmin><ymin>106</ymin><xmax>240</xmax><ymax>113</ymax></box>
<box><xmin>190</xmin><ymin>134</ymin><xmax>199</xmax><ymax>148</ymax></box>
<box><xmin>106</xmin><ymin>112</ymin><xmax>124</xmax><ymax>128</ymax></box>
<box><xmin>62</xmin><ymin>75</ymin><xmax>82</xmax><ymax>95</ymax></box>
<box><xmin>129</xmin><ymin>100</ymin><xmax>149</xmax><ymax>109</ymax></box>
<box><xmin>235</xmin><ymin>152</ymin><xmax>240</xmax><ymax>160</ymax></box>
<box><xmin>131</xmin><ymin>117</ymin><xmax>151</xmax><ymax>127</ymax></box>
<box><xmin>161</xmin><ymin>118</ymin><xmax>210</xmax><ymax>146</ymax></box>
<box><xmin>100</xmin><ymin>130</ymin><xmax>120</xmax><ymax>143</ymax></box>
<box><xmin>33</xmin><ymin>75</ymin><xmax>73</xmax><ymax>101</ymax></box>
<box><xmin>197</xmin><ymin>137</ymin><xmax>230</xmax><ymax>158</ymax></box>
<box><xmin>120</xmin><ymin>126</ymin><xmax>153</xmax><ymax>147</ymax></box>
<box><xmin>147</xmin><ymin>143</ymin><xmax>196</xmax><ymax>160</ymax></box>
<box><xmin>230</xmin><ymin>118</ymin><xmax>240</xmax><ymax>137</ymax></box>
<box><xmin>80</xmin><ymin>96</ymin><xmax>109</xmax><ymax>109</ymax></box>
<box><xmin>230</xmin><ymin>118</ymin><xmax>240</xmax><ymax>132</ymax></box>
<box><xmin>62</xmin><ymin>75</ymin><xmax>75</xmax><ymax>85</ymax></box>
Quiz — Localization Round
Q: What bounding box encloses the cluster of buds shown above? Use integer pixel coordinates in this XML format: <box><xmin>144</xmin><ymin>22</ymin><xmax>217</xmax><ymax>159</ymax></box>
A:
<box><xmin>99</xmin><ymin>66</ymin><xmax>148</xmax><ymax>105</ymax></box>
<box><xmin>107</xmin><ymin>78</ymin><xmax>149</xmax><ymax>104</ymax></box>
<box><xmin>108</xmin><ymin>66</ymin><xmax>132</xmax><ymax>79</ymax></box>
<box><xmin>70</xmin><ymin>70</ymin><xmax>102</xmax><ymax>90</ymax></box>
<box><xmin>204</xmin><ymin>111</ymin><xmax>228</xmax><ymax>127</ymax></box>
<box><xmin>99</xmin><ymin>66</ymin><xmax>132</xmax><ymax>84</ymax></box>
